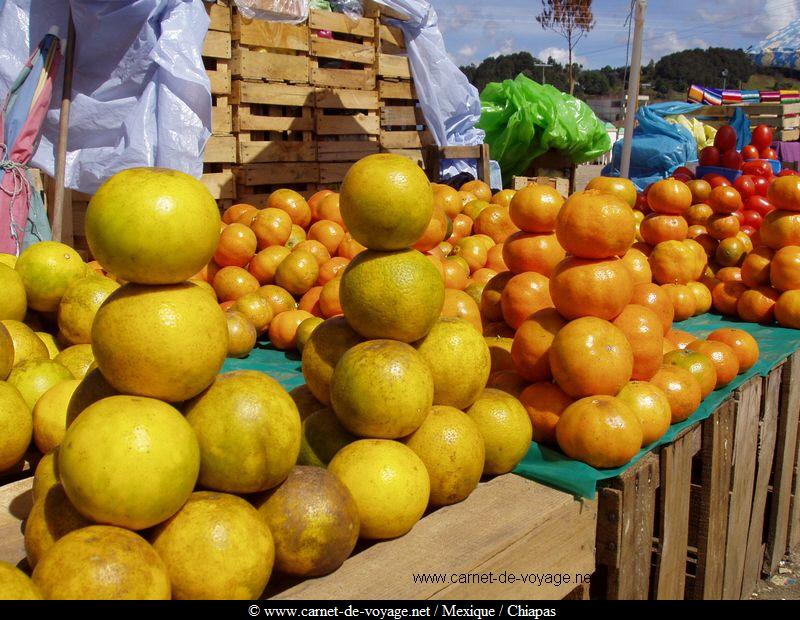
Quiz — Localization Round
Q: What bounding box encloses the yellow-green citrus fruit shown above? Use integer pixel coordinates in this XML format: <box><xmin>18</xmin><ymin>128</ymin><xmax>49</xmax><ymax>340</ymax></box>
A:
<box><xmin>32</xmin><ymin>450</ymin><xmax>59</xmax><ymax>503</ymax></box>
<box><xmin>466</xmin><ymin>388</ymin><xmax>533</xmax><ymax>474</ymax></box>
<box><xmin>32</xmin><ymin>525</ymin><xmax>171</xmax><ymax>600</ymax></box>
<box><xmin>91</xmin><ymin>283</ymin><xmax>227</xmax><ymax>402</ymax></box>
<box><xmin>54</xmin><ymin>344</ymin><xmax>95</xmax><ymax>380</ymax></box>
<box><xmin>57</xmin><ymin>275</ymin><xmax>120</xmax><ymax>345</ymax></box>
<box><xmin>59</xmin><ymin>395</ymin><xmax>200</xmax><ymax>529</ymax></box>
<box><xmin>24</xmin><ymin>483</ymin><xmax>92</xmax><ymax>568</ymax></box>
<box><xmin>256</xmin><ymin>466</ymin><xmax>359</xmax><ymax>577</ymax></box>
<box><xmin>32</xmin><ymin>379</ymin><xmax>80</xmax><ymax>454</ymax></box>
<box><xmin>14</xmin><ymin>242</ymin><xmax>86</xmax><ymax>312</ymax></box>
<box><xmin>339</xmin><ymin>154</ymin><xmax>433</xmax><ymax>250</ymax></box>
<box><xmin>0</xmin><ymin>322</ymin><xmax>13</xmax><ymax>380</ymax></box>
<box><xmin>331</xmin><ymin>340</ymin><xmax>433</xmax><ymax>439</ymax></box>
<box><xmin>0</xmin><ymin>263</ymin><xmax>26</xmax><ymax>321</ymax></box>
<box><xmin>340</xmin><ymin>249</ymin><xmax>445</xmax><ymax>343</ymax></box>
<box><xmin>0</xmin><ymin>561</ymin><xmax>42</xmax><ymax>599</ymax></box>
<box><xmin>328</xmin><ymin>439</ymin><xmax>430</xmax><ymax>540</ymax></box>
<box><xmin>0</xmin><ymin>381</ymin><xmax>32</xmax><ymax>471</ymax></box>
<box><xmin>295</xmin><ymin>316</ymin><xmax>323</xmax><ymax>354</ymax></box>
<box><xmin>184</xmin><ymin>371</ymin><xmax>301</xmax><ymax>493</ymax></box>
<box><xmin>404</xmin><ymin>405</ymin><xmax>485</xmax><ymax>506</ymax></box>
<box><xmin>35</xmin><ymin>332</ymin><xmax>60</xmax><ymax>358</ymax></box>
<box><xmin>301</xmin><ymin>316</ymin><xmax>363</xmax><ymax>406</ymax></box>
<box><xmin>298</xmin><ymin>407</ymin><xmax>356</xmax><ymax>467</ymax></box>
<box><xmin>289</xmin><ymin>384</ymin><xmax>323</xmax><ymax>420</ymax></box>
<box><xmin>225</xmin><ymin>310</ymin><xmax>257</xmax><ymax>359</ymax></box>
<box><xmin>7</xmin><ymin>359</ymin><xmax>72</xmax><ymax>410</ymax></box>
<box><xmin>1</xmin><ymin>319</ymin><xmax>48</xmax><ymax>367</ymax></box>
<box><xmin>85</xmin><ymin>167</ymin><xmax>220</xmax><ymax>284</ymax></box>
<box><xmin>151</xmin><ymin>491</ymin><xmax>274</xmax><ymax>600</ymax></box>
<box><xmin>65</xmin><ymin>367</ymin><xmax>118</xmax><ymax>426</ymax></box>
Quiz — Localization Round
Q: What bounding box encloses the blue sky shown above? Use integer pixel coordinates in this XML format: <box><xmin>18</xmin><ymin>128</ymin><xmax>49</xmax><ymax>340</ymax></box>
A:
<box><xmin>436</xmin><ymin>0</ymin><xmax>800</xmax><ymax>69</ymax></box>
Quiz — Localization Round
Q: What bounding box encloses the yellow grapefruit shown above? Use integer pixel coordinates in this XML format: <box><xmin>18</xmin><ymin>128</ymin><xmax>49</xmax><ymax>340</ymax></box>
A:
<box><xmin>0</xmin><ymin>319</ymin><xmax>48</xmax><ymax>367</ymax></box>
<box><xmin>466</xmin><ymin>389</ymin><xmax>532</xmax><ymax>474</ymax></box>
<box><xmin>0</xmin><ymin>263</ymin><xmax>26</xmax><ymax>320</ymax></box>
<box><xmin>0</xmin><ymin>381</ymin><xmax>32</xmax><ymax>471</ymax></box>
<box><xmin>301</xmin><ymin>316</ymin><xmax>363</xmax><ymax>406</ymax></box>
<box><xmin>32</xmin><ymin>379</ymin><xmax>80</xmax><ymax>454</ymax></box>
<box><xmin>57</xmin><ymin>274</ymin><xmax>120</xmax><ymax>345</ymax></box>
<box><xmin>7</xmin><ymin>359</ymin><xmax>72</xmax><ymax>410</ymax></box>
<box><xmin>15</xmin><ymin>242</ymin><xmax>86</xmax><ymax>312</ymax></box>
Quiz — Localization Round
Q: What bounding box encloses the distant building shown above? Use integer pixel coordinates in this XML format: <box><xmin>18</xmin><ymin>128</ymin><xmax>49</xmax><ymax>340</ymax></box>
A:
<box><xmin>586</xmin><ymin>95</ymin><xmax>650</xmax><ymax>125</ymax></box>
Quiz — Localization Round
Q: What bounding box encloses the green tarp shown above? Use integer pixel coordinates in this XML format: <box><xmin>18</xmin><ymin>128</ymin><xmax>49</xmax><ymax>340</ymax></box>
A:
<box><xmin>222</xmin><ymin>315</ymin><xmax>800</xmax><ymax>500</ymax></box>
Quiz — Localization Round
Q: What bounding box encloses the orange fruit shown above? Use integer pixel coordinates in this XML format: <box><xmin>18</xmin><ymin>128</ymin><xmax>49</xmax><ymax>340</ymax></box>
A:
<box><xmin>683</xmin><ymin>238</ymin><xmax>708</xmax><ymax>278</ymax></box>
<box><xmin>770</xmin><ymin>246</ymin><xmax>800</xmax><ymax>291</ymax></box>
<box><xmin>665</xmin><ymin>328</ymin><xmax>696</xmax><ymax>349</ymax></box>
<box><xmin>706</xmin><ymin>213</ymin><xmax>740</xmax><ymax>240</ymax></box>
<box><xmin>337</xmin><ymin>234</ymin><xmax>366</xmax><ymax>260</ymax></box>
<box><xmin>649</xmin><ymin>365</ymin><xmax>701</xmax><ymax>423</ymax></box>
<box><xmin>460</xmin><ymin>179</ymin><xmax>491</xmax><ymax>201</ymax></box>
<box><xmin>688</xmin><ymin>224</ymin><xmax>709</xmax><ymax>239</ymax></box>
<box><xmin>225</xmin><ymin>310</ymin><xmax>258</xmax><ymax>358</ymax></box>
<box><xmin>480</xmin><ymin>271</ymin><xmax>513</xmax><ymax>322</ymax></box>
<box><xmin>434</xmin><ymin>185</ymin><xmax>463</xmax><ymax>219</ymax></box>
<box><xmin>616</xmin><ymin>381</ymin><xmax>671</xmax><ymax>446</ymax></box>
<box><xmin>248</xmin><ymin>246</ymin><xmax>291</xmax><ymax>285</ymax></box>
<box><xmin>213</xmin><ymin>266</ymin><xmax>260</xmax><ymax>302</ymax></box>
<box><xmin>712</xmin><ymin>281</ymin><xmax>747</xmax><ymax>316</ymax></box>
<box><xmin>709</xmin><ymin>185</ymin><xmax>743</xmax><ymax>214</ymax></box>
<box><xmin>412</xmin><ymin>205</ymin><xmax>448</xmax><ymax>253</ymax></box>
<box><xmin>585</xmin><ymin>176</ymin><xmax>637</xmax><ymax>208</ymax></box>
<box><xmin>663</xmin><ymin>338</ymin><xmax>677</xmax><ymax>354</ymax></box>
<box><xmin>555</xmin><ymin>395</ymin><xmax>642</xmax><ymax>468</ymax></box>
<box><xmin>485</xmin><ymin>370</ymin><xmax>528</xmax><ymax>398</ymax></box>
<box><xmin>621</xmin><ymin>247</ymin><xmax>653</xmax><ymax>285</ymax></box>
<box><xmin>776</xmin><ymin>290</ymin><xmax>800</xmax><ymax>328</ymax></box>
<box><xmin>457</xmin><ymin>190</ymin><xmax>476</xmax><ymax>208</ymax></box>
<box><xmin>630</xmin><ymin>282</ymin><xmax>674</xmax><ymax>334</ymax></box>
<box><xmin>251</xmin><ymin>208</ymin><xmax>292</xmax><ymax>249</ymax></box>
<box><xmin>318</xmin><ymin>257</ymin><xmax>349</xmax><ymax>286</ymax></box>
<box><xmin>256</xmin><ymin>285</ymin><xmax>296</xmax><ymax>316</ymax></box>
<box><xmin>268</xmin><ymin>309</ymin><xmax>315</xmax><ymax>350</ymax></box>
<box><xmin>737</xmin><ymin>231</ymin><xmax>754</xmax><ymax>254</ymax></box>
<box><xmin>232</xmin><ymin>292</ymin><xmax>273</xmax><ymax>333</ymax></box>
<box><xmin>737</xmin><ymin>285</ymin><xmax>779</xmax><ymax>323</ymax></box>
<box><xmin>485</xmin><ymin>335</ymin><xmax>514</xmax><ymax>374</ymax></box>
<box><xmin>612</xmin><ymin>304</ymin><xmax>663</xmax><ymax>381</ymax></box>
<box><xmin>640</xmin><ymin>214</ymin><xmax>688</xmax><ymax>245</ymax></box>
<box><xmin>686</xmin><ymin>340</ymin><xmax>739</xmax><ymax>388</ymax></box>
<box><xmin>474</xmin><ymin>206</ymin><xmax>519</xmax><ymax>244</ymax></box>
<box><xmin>761</xmin><ymin>210</ymin><xmax>800</xmax><ymax>249</ymax></box>
<box><xmin>499</xmin><ymin>272</ymin><xmax>553</xmax><ymax>330</ymax></box>
<box><xmin>510</xmin><ymin>308</ymin><xmax>566</xmax><ymax>382</ymax></box>
<box><xmin>649</xmin><ymin>240</ymin><xmax>697</xmax><ymax>284</ymax></box>
<box><xmin>316</xmin><ymin>193</ymin><xmax>343</xmax><ymax>227</ymax></box>
<box><xmin>502</xmin><ymin>232</ymin><xmax>565</xmax><ymax>277</ymax></box>
<box><xmin>550</xmin><ymin>257</ymin><xmax>633</xmax><ymax>321</ymax></box>
<box><xmin>647</xmin><ymin>178</ymin><xmax>692</xmax><ymax>215</ymax></box>
<box><xmin>455</xmin><ymin>237</ymin><xmax>488</xmax><ymax>273</ymax></box>
<box><xmin>443</xmin><ymin>257</ymin><xmax>469</xmax><ymax>290</ymax></box>
<box><xmin>509</xmin><ymin>185</ymin><xmax>565</xmax><ymax>233</ymax></box>
<box><xmin>274</xmin><ymin>250</ymin><xmax>319</xmax><ymax>296</ymax></box>
<box><xmin>213</xmin><ymin>223</ymin><xmax>257</xmax><ymax>268</ymax></box>
<box><xmin>471</xmin><ymin>268</ymin><xmax>497</xmax><ymax>286</ymax></box>
<box><xmin>298</xmin><ymin>286</ymin><xmax>323</xmax><ymax>316</ymax></box>
<box><xmin>223</xmin><ymin>203</ymin><xmax>257</xmax><ymax>225</ymax></box>
<box><xmin>692</xmin><ymin>232</ymin><xmax>717</xmax><ymax>259</ymax></box>
<box><xmin>519</xmin><ymin>382</ymin><xmax>573</xmax><ymax>445</ymax></box>
<box><xmin>549</xmin><ymin>316</ymin><xmax>634</xmax><ymax>398</ymax></box>
<box><xmin>267</xmin><ymin>189</ymin><xmax>311</xmax><ymax>228</ymax></box>
<box><xmin>687</xmin><ymin>281</ymin><xmax>713</xmax><ymax>315</ymax></box>
<box><xmin>293</xmin><ymin>240</ymin><xmax>331</xmax><ymax>267</ymax></box>
<box><xmin>707</xmin><ymin>328</ymin><xmax>759</xmax><ymax>372</ymax></box>
<box><xmin>441</xmin><ymin>289</ymin><xmax>482</xmax><ymax>333</ymax></box>
<box><xmin>686</xmin><ymin>202</ymin><xmax>713</xmax><ymax>226</ymax></box>
<box><xmin>308</xmin><ymin>189</ymin><xmax>333</xmax><ymax>220</ymax></box>
<box><xmin>485</xmin><ymin>244</ymin><xmax>507</xmax><ymax>272</ymax></box>
<box><xmin>663</xmin><ymin>348</ymin><xmax>717</xmax><ymax>398</ymax></box>
<box><xmin>715</xmin><ymin>236</ymin><xmax>747</xmax><ymax>267</ymax></box>
<box><xmin>483</xmin><ymin>322</ymin><xmax>515</xmax><ymax>338</ymax></box>
<box><xmin>741</xmin><ymin>247</ymin><xmax>774</xmax><ymax>288</ymax></box>
<box><xmin>661</xmin><ymin>283</ymin><xmax>696</xmax><ymax>321</ymax></box>
<box><xmin>307</xmin><ymin>220</ymin><xmax>345</xmax><ymax>256</ymax></box>
<box><xmin>449</xmin><ymin>214</ymin><xmax>474</xmax><ymax>242</ymax></box>
<box><xmin>491</xmin><ymin>189</ymin><xmax>516</xmax><ymax>208</ymax></box>
<box><xmin>716</xmin><ymin>266</ymin><xmax>742</xmax><ymax>282</ymax></box>
<box><xmin>556</xmin><ymin>190</ymin><xmax>635</xmax><ymax>259</ymax></box>
<box><xmin>463</xmin><ymin>199</ymin><xmax>490</xmax><ymax>221</ymax></box>
<box><xmin>767</xmin><ymin>175</ymin><xmax>800</xmax><ymax>211</ymax></box>
<box><xmin>319</xmin><ymin>277</ymin><xmax>343</xmax><ymax>318</ymax></box>
<box><xmin>686</xmin><ymin>179</ymin><xmax>712</xmax><ymax>205</ymax></box>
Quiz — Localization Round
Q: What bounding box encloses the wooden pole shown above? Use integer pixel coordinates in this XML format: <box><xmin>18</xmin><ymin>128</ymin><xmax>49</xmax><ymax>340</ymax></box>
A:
<box><xmin>620</xmin><ymin>0</ymin><xmax>647</xmax><ymax>179</ymax></box>
<box><xmin>51</xmin><ymin>11</ymin><xmax>75</xmax><ymax>243</ymax></box>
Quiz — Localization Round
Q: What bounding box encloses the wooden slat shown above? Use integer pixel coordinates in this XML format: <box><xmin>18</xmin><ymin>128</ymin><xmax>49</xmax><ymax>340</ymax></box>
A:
<box><xmin>380</xmin><ymin>130</ymin><xmax>425</xmax><ymax>149</ymax></box>
<box><xmin>211</xmin><ymin>104</ymin><xmax>232</xmax><ymax>134</ymax></box>
<box><xmin>311</xmin><ymin>39</ymin><xmax>375</xmax><ymax>65</ymax></box>
<box><xmin>316</xmin><ymin>112</ymin><xmax>380</xmax><ymax>136</ymax></box>
<box><xmin>381</xmin><ymin>105</ymin><xmax>423</xmax><ymax>126</ymax></box>
<box><xmin>692</xmin><ymin>400</ymin><xmax>734</xmax><ymax>599</ymax></box>
<box><xmin>723</xmin><ymin>378</ymin><xmax>763</xmax><ymax>599</ymax></box>
<box><xmin>654</xmin><ymin>426</ymin><xmax>701</xmax><ymax>600</ymax></box>
<box><xmin>317</xmin><ymin>140</ymin><xmax>380</xmax><ymax>161</ymax></box>
<box><xmin>233</xmin><ymin>17</ymin><xmax>308</xmax><ymax>51</ymax></box>
<box><xmin>204</xmin><ymin>134</ymin><xmax>237</xmax><ymax>164</ymax></box>
<box><xmin>232</xmin><ymin>48</ymin><xmax>309</xmax><ymax>84</ymax></box>
<box><xmin>233</xmin><ymin>81</ymin><xmax>315</xmax><ymax>107</ymax></box>
<box><xmin>379</xmin><ymin>54</ymin><xmax>411</xmax><ymax>79</ymax></box>
<box><xmin>381</xmin><ymin>148</ymin><xmax>424</xmax><ymax>166</ymax></box>
<box><xmin>237</xmin><ymin>163</ymin><xmax>319</xmax><ymax>186</ymax></box>
<box><xmin>271</xmin><ymin>475</ymin><xmax>596</xmax><ymax>600</ymax></box>
<box><xmin>319</xmin><ymin>162</ymin><xmax>353</xmax><ymax>184</ymax></box>
<box><xmin>0</xmin><ymin>477</ymin><xmax>33</xmax><ymax>566</ymax></box>
<box><xmin>311</xmin><ymin>67</ymin><xmax>375</xmax><ymax>91</ymax></box>
<box><xmin>236</xmin><ymin>112</ymin><xmax>314</xmax><ymax>133</ymax></box>
<box><xmin>308</xmin><ymin>10</ymin><xmax>375</xmax><ymax>38</ymax></box>
<box><xmin>201</xmin><ymin>168</ymin><xmax>236</xmax><ymax>200</ymax></box>
<box><xmin>205</xmin><ymin>2</ymin><xmax>231</xmax><ymax>32</ymax></box>
<box><xmin>379</xmin><ymin>79</ymin><xmax>415</xmax><ymax>100</ymax></box>
<box><xmin>208</xmin><ymin>63</ymin><xmax>231</xmax><ymax>95</ymax></box>
<box><xmin>239</xmin><ymin>141</ymin><xmax>317</xmax><ymax>164</ymax></box>
<box><xmin>203</xmin><ymin>30</ymin><xmax>231</xmax><ymax>60</ymax></box>
<box><xmin>379</xmin><ymin>24</ymin><xmax>405</xmax><ymax>49</ymax></box>
<box><xmin>315</xmin><ymin>88</ymin><xmax>380</xmax><ymax>110</ymax></box>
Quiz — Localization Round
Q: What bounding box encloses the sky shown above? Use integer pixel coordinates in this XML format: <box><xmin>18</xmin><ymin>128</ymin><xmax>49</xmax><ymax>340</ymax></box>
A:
<box><xmin>436</xmin><ymin>0</ymin><xmax>800</xmax><ymax>70</ymax></box>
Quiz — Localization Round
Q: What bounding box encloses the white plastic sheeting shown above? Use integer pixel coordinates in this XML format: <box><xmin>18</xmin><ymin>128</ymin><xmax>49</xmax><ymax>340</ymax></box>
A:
<box><xmin>234</xmin><ymin>0</ymin><xmax>308</xmax><ymax>23</ymax></box>
<box><xmin>0</xmin><ymin>0</ymin><xmax>212</xmax><ymax>194</ymax></box>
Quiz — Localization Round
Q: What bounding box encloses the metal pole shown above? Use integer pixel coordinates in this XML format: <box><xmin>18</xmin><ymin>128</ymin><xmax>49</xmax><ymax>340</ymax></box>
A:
<box><xmin>52</xmin><ymin>11</ymin><xmax>75</xmax><ymax>243</ymax></box>
<box><xmin>620</xmin><ymin>0</ymin><xmax>647</xmax><ymax>179</ymax></box>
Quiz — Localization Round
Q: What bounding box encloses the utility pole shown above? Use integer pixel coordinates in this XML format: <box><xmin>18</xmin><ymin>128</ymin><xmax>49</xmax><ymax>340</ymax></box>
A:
<box><xmin>534</xmin><ymin>62</ymin><xmax>551</xmax><ymax>84</ymax></box>
<box><xmin>620</xmin><ymin>0</ymin><xmax>647</xmax><ymax>179</ymax></box>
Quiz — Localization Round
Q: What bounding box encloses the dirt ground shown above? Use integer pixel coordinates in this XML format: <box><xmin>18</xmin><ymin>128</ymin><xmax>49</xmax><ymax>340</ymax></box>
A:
<box><xmin>753</xmin><ymin>554</ymin><xmax>800</xmax><ymax>600</ymax></box>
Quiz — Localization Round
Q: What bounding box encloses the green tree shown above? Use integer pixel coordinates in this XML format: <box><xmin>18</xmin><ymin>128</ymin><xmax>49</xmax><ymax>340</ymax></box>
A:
<box><xmin>536</xmin><ymin>0</ymin><xmax>596</xmax><ymax>94</ymax></box>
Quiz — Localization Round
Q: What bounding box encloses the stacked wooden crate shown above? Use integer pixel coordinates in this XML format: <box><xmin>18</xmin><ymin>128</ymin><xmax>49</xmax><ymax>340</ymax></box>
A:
<box><xmin>202</xmin><ymin>0</ymin><xmax>237</xmax><ymax>208</ymax></box>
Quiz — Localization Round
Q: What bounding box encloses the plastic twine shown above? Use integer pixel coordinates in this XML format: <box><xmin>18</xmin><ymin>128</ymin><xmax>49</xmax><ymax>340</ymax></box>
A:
<box><xmin>0</xmin><ymin>142</ymin><xmax>32</xmax><ymax>255</ymax></box>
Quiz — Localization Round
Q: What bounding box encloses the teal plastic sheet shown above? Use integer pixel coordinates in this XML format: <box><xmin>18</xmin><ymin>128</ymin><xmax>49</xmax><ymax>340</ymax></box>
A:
<box><xmin>477</xmin><ymin>74</ymin><xmax>611</xmax><ymax>184</ymax></box>
<box><xmin>513</xmin><ymin>314</ymin><xmax>800</xmax><ymax>499</ymax></box>
<box><xmin>222</xmin><ymin>339</ymin><xmax>305</xmax><ymax>392</ymax></box>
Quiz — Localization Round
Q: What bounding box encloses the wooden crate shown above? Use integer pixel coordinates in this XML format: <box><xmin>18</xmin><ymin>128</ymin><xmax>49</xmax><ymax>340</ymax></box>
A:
<box><xmin>512</xmin><ymin>176</ymin><xmax>570</xmax><ymax>195</ymax></box>
<box><xmin>235</xmin><ymin>163</ymin><xmax>320</xmax><ymax>207</ymax></box>
<box><xmin>690</xmin><ymin>103</ymin><xmax>800</xmax><ymax>142</ymax></box>
<box><xmin>424</xmin><ymin>145</ymin><xmax>491</xmax><ymax>185</ymax></box>
<box><xmin>204</xmin><ymin>15</ymin><xmax>233</xmax><ymax>136</ymax></box>
<box><xmin>309</xmin><ymin>10</ymin><xmax>376</xmax><ymax>91</ymax></box>
<box><xmin>0</xmin><ymin>474</ymin><xmax>596</xmax><ymax>600</ymax></box>
<box><xmin>231</xmin><ymin>14</ymin><xmax>310</xmax><ymax>84</ymax></box>
<box><xmin>204</xmin><ymin>0</ymin><xmax>231</xmax><ymax>33</ymax></box>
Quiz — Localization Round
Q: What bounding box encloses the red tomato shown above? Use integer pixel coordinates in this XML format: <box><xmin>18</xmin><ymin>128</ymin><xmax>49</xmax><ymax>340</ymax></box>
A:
<box><xmin>733</xmin><ymin>174</ymin><xmax>756</xmax><ymax>199</ymax></box>
<box><xmin>733</xmin><ymin>210</ymin><xmax>745</xmax><ymax>224</ymax></box>
<box><xmin>672</xmin><ymin>172</ymin><xmax>692</xmax><ymax>183</ymax></box>
<box><xmin>761</xmin><ymin>147</ymin><xmax>778</xmax><ymax>160</ymax></box>
<box><xmin>753</xmin><ymin>176</ymin><xmax>770</xmax><ymax>196</ymax></box>
<box><xmin>740</xmin><ymin>224</ymin><xmax>757</xmax><ymax>237</ymax></box>
<box><xmin>635</xmin><ymin>192</ymin><xmax>649</xmax><ymax>212</ymax></box>
<box><xmin>746</xmin><ymin>195</ymin><xmax>774</xmax><ymax>215</ymax></box>
<box><xmin>742</xmin><ymin>210</ymin><xmax>763</xmax><ymax>229</ymax></box>
<box><xmin>699</xmin><ymin>146</ymin><xmax>721</xmax><ymax>167</ymax></box>
<box><xmin>720</xmin><ymin>149</ymin><xmax>743</xmax><ymax>170</ymax></box>
<box><xmin>741</xmin><ymin>145</ymin><xmax>760</xmax><ymax>160</ymax></box>
<box><xmin>742</xmin><ymin>160</ymin><xmax>773</xmax><ymax>178</ymax></box>
<box><xmin>714</xmin><ymin>125</ymin><xmax>737</xmax><ymax>151</ymax></box>
<box><xmin>779</xmin><ymin>169</ymin><xmax>800</xmax><ymax>177</ymax></box>
<box><xmin>673</xmin><ymin>166</ymin><xmax>695</xmax><ymax>180</ymax></box>
<box><xmin>703</xmin><ymin>173</ymin><xmax>730</xmax><ymax>188</ymax></box>
<box><xmin>751</xmin><ymin>125</ymin><xmax>773</xmax><ymax>150</ymax></box>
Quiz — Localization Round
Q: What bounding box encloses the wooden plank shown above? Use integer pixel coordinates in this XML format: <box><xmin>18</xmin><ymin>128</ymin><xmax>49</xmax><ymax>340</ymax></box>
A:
<box><xmin>317</xmin><ymin>140</ymin><xmax>380</xmax><ymax>161</ymax></box>
<box><xmin>439</xmin><ymin>146</ymin><xmax>483</xmax><ymax>159</ymax></box>
<box><xmin>311</xmin><ymin>67</ymin><xmax>375</xmax><ymax>91</ymax></box>
<box><xmin>319</xmin><ymin>162</ymin><xmax>353</xmax><ymax>184</ymax></box>
<box><xmin>208</xmin><ymin>64</ymin><xmax>231</xmax><ymax>95</ymax></box>
<box><xmin>379</xmin><ymin>79</ymin><xmax>415</xmax><ymax>100</ymax></box>
<box><xmin>232</xmin><ymin>48</ymin><xmax>309</xmax><ymax>84</ymax></box>
<box><xmin>723</xmin><ymin>378</ymin><xmax>763</xmax><ymax>599</ymax></box>
<box><xmin>203</xmin><ymin>134</ymin><xmax>237</xmax><ymax>164</ymax></box>
<box><xmin>239</xmin><ymin>141</ymin><xmax>317</xmax><ymax>164</ymax></box>
<box><xmin>308</xmin><ymin>10</ymin><xmax>375</xmax><ymax>38</ymax></box>
<box><xmin>0</xmin><ymin>477</ymin><xmax>33</xmax><ymax>566</ymax></box>
<box><xmin>272</xmin><ymin>475</ymin><xmax>596</xmax><ymax>600</ymax></box>
<box><xmin>237</xmin><ymin>163</ymin><xmax>320</xmax><ymax>186</ymax></box>
<box><xmin>201</xmin><ymin>168</ymin><xmax>236</xmax><ymax>200</ymax></box>
<box><xmin>692</xmin><ymin>400</ymin><xmax>734</xmax><ymax>599</ymax></box>
<box><xmin>205</xmin><ymin>2</ymin><xmax>231</xmax><ymax>32</ymax></box>
<box><xmin>233</xmin><ymin>81</ymin><xmax>315</xmax><ymax>107</ymax></box>
<box><xmin>236</xmin><ymin>112</ymin><xmax>314</xmax><ymax>133</ymax></box>
<box><xmin>596</xmin><ymin>453</ymin><xmax>659</xmax><ymax>599</ymax></box>
<box><xmin>316</xmin><ymin>112</ymin><xmax>380</xmax><ymax>136</ymax></box>
<box><xmin>379</xmin><ymin>54</ymin><xmax>411</xmax><ymax>79</ymax></box>
<box><xmin>381</xmin><ymin>105</ymin><xmax>423</xmax><ymax>126</ymax></box>
<box><xmin>233</xmin><ymin>17</ymin><xmax>308</xmax><ymax>51</ymax></box>
<box><xmin>742</xmin><ymin>367</ymin><xmax>781</xmax><ymax>597</ymax></box>
<box><xmin>654</xmin><ymin>426</ymin><xmax>701</xmax><ymax>599</ymax></box>
<box><xmin>315</xmin><ymin>88</ymin><xmax>380</xmax><ymax>110</ymax></box>
<box><xmin>211</xmin><ymin>105</ymin><xmax>232</xmax><ymax>134</ymax></box>
<box><xmin>381</xmin><ymin>148</ymin><xmax>424</xmax><ymax>166</ymax></box>
<box><xmin>203</xmin><ymin>30</ymin><xmax>231</xmax><ymax>60</ymax></box>
<box><xmin>379</xmin><ymin>24</ymin><xmax>405</xmax><ymax>49</ymax></box>
<box><xmin>311</xmin><ymin>39</ymin><xmax>375</xmax><ymax>65</ymax></box>
<box><xmin>380</xmin><ymin>130</ymin><xmax>425</xmax><ymax>149</ymax></box>
<box><xmin>788</xmin><ymin>355</ymin><xmax>800</xmax><ymax>552</ymax></box>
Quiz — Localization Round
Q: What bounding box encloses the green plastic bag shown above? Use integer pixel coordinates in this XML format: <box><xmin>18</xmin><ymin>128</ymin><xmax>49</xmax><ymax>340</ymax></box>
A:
<box><xmin>478</xmin><ymin>74</ymin><xmax>611</xmax><ymax>184</ymax></box>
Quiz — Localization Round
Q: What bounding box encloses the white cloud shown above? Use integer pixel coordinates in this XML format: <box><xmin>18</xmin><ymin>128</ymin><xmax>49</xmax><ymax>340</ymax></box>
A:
<box><xmin>449</xmin><ymin>44</ymin><xmax>479</xmax><ymax>64</ymax></box>
<box><xmin>537</xmin><ymin>46</ymin><xmax>587</xmax><ymax>66</ymax></box>
<box><xmin>489</xmin><ymin>38</ymin><xmax>516</xmax><ymax>58</ymax></box>
<box><xmin>645</xmin><ymin>31</ymin><xmax>709</xmax><ymax>62</ymax></box>
<box><xmin>698</xmin><ymin>0</ymin><xmax>799</xmax><ymax>40</ymax></box>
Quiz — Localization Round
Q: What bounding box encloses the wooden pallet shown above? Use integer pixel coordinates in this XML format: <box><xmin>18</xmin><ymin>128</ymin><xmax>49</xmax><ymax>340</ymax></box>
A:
<box><xmin>231</xmin><ymin>14</ymin><xmax>310</xmax><ymax>85</ymax></box>
<box><xmin>309</xmin><ymin>10</ymin><xmax>376</xmax><ymax>91</ymax></box>
<box><xmin>235</xmin><ymin>162</ymin><xmax>320</xmax><ymax>207</ymax></box>
<box><xmin>512</xmin><ymin>175</ymin><xmax>571</xmax><ymax>195</ymax></box>
<box><xmin>690</xmin><ymin>103</ymin><xmax>800</xmax><ymax>141</ymax></box>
